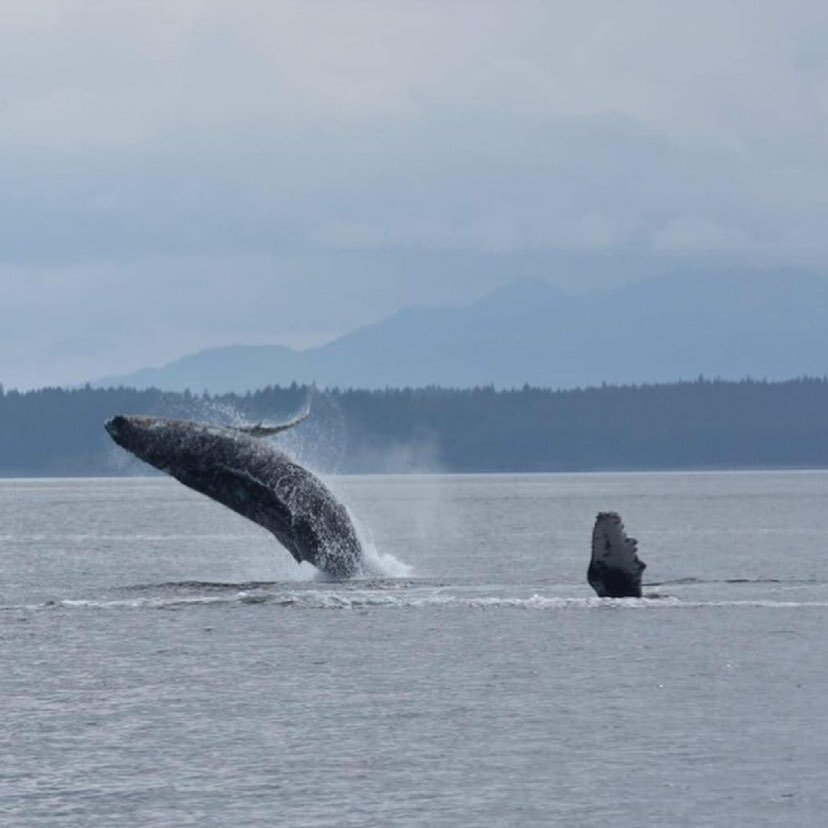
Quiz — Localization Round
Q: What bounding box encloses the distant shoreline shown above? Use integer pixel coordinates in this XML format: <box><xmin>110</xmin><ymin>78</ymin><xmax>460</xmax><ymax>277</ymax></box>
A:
<box><xmin>4</xmin><ymin>466</ymin><xmax>828</xmax><ymax>480</ymax></box>
<box><xmin>4</xmin><ymin>377</ymin><xmax>828</xmax><ymax>476</ymax></box>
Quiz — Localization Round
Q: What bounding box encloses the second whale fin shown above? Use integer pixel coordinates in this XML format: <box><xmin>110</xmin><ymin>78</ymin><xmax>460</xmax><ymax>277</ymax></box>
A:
<box><xmin>588</xmin><ymin>511</ymin><xmax>647</xmax><ymax>598</ymax></box>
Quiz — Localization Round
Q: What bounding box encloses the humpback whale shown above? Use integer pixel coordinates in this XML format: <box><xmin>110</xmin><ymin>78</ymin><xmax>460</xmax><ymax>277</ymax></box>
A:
<box><xmin>588</xmin><ymin>512</ymin><xmax>646</xmax><ymax>598</ymax></box>
<box><xmin>105</xmin><ymin>414</ymin><xmax>363</xmax><ymax>578</ymax></box>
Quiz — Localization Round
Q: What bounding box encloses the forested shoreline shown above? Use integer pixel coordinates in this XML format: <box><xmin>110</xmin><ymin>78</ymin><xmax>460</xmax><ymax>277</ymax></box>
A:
<box><xmin>1</xmin><ymin>377</ymin><xmax>828</xmax><ymax>475</ymax></box>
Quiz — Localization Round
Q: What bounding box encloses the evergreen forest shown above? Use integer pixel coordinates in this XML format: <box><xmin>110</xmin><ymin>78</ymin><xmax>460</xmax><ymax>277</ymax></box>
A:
<box><xmin>1</xmin><ymin>378</ymin><xmax>827</xmax><ymax>476</ymax></box>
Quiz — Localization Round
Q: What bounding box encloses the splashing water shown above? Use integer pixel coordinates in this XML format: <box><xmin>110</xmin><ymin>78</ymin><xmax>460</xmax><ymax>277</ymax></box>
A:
<box><xmin>351</xmin><ymin>510</ymin><xmax>413</xmax><ymax>578</ymax></box>
<box><xmin>158</xmin><ymin>395</ymin><xmax>249</xmax><ymax>427</ymax></box>
<box><xmin>13</xmin><ymin>589</ymin><xmax>828</xmax><ymax>615</ymax></box>
<box><xmin>274</xmin><ymin>390</ymin><xmax>346</xmax><ymax>473</ymax></box>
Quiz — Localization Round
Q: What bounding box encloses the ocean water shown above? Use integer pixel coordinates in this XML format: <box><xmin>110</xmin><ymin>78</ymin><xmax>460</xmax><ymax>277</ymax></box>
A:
<box><xmin>1</xmin><ymin>472</ymin><xmax>827</xmax><ymax>827</ymax></box>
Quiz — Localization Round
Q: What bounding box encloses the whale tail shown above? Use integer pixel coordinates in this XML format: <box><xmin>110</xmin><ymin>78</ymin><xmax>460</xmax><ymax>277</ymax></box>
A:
<box><xmin>230</xmin><ymin>406</ymin><xmax>311</xmax><ymax>438</ymax></box>
<box><xmin>588</xmin><ymin>512</ymin><xmax>646</xmax><ymax>598</ymax></box>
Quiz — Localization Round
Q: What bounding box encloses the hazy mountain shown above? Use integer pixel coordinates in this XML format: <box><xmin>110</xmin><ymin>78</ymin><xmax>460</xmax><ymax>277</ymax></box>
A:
<box><xmin>95</xmin><ymin>271</ymin><xmax>828</xmax><ymax>392</ymax></box>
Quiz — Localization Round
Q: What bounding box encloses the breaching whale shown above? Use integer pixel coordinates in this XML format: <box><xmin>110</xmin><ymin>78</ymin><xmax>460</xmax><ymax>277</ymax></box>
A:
<box><xmin>588</xmin><ymin>512</ymin><xmax>646</xmax><ymax>598</ymax></box>
<box><xmin>104</xmin><ymin>414</ymin><xmax>363</xmax><ymax>578</ymax></box>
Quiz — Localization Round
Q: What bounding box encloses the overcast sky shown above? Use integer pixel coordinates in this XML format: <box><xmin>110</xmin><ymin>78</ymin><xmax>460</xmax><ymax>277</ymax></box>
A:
<box><xmin>2</xmin><ymin>0</ymin><xmax>828</xmax><ymax>388</ymax></box>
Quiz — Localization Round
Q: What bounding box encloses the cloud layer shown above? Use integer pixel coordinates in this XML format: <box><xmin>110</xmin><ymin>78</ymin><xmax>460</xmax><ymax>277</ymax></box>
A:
<box><xmin>2</xmin><ymin>1</ymin><xmax>827</xmax><ymax>386</ymax></box>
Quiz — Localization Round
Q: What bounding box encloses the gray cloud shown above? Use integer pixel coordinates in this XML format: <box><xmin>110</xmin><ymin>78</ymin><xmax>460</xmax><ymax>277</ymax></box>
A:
<box><xmin>1</xmin><ymin>1</ymin><xmax>827</xmax><ymax>387</ymax></box>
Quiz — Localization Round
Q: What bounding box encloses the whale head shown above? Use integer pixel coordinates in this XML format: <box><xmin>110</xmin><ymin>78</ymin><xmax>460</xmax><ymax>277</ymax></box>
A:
<box><xmin>105</xmin><ymin>414</ymin><xmax>151</xmax><ymax>451</ymax></box>
<box><xmin>105</xmin><ymin>414</ymin><xmax>206</xmax><ymax>472</ymax></box>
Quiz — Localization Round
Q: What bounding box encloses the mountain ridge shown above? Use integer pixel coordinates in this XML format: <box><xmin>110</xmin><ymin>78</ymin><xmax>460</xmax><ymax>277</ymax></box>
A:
<box><xmin>94</xmin><ymin>272</ymin><xmax>828</xmax><ymax>393</ymax></box>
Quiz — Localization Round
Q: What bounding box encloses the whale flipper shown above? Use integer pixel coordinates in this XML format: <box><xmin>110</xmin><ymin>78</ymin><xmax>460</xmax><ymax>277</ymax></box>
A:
<box><xmin>231</xmin><ymin>407</ymin><xmax>310</xmax><ymax>438</ymax></box>
<box><xmin>588</xmin><ymin>512</ymin><xmax>646</xmax><ymax>598</ymax></box>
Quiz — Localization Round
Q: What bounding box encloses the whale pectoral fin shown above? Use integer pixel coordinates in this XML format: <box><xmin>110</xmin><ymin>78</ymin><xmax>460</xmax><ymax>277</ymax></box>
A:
<box><xmin>209</xmin><ymin>463</ymin><xmax>304</xmax><ymax>564</ymax></box>
<box><xmin>231</xmin><ymin>407</ymin><xmax>311</xmax><ymax>438</ymax></box>
<box><xmin>290</xmin><ymin>514</ymin><xmax>321</xmax><ymax>563</ymax></box>
<box><xmin>588</xmin><ymin>512</ymin><xmax>646</xmax><ymax>598</ymax></box>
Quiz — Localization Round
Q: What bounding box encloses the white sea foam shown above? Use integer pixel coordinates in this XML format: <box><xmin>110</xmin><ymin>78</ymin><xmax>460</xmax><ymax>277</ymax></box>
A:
<box><xmin>19</xmin><ymin>591</ymin><xmax>828</xmax><ymax>614</ymax></box>
<box><xmin>350</xmin><ymin>513</ymin><xmax>413</xmax><ymax>578</ymax></box>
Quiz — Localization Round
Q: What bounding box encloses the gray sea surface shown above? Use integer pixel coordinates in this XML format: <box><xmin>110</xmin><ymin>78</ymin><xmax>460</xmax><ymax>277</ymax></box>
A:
<box><xmin>2</xmin><ymin>472</ymin><xmax>827</xmax><ymax>827</ymax></box>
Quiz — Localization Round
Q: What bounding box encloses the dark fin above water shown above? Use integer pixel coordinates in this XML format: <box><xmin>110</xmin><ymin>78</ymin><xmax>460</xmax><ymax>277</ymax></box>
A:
<box><xmin>588</xmin><ymin>512</ymin><xmax>646</xmax><ymax>598</ymax></box>
<box><xmin>230</xmin><ymin>407</ymin><xmax>310</xmax><ymax>438</ymax></box>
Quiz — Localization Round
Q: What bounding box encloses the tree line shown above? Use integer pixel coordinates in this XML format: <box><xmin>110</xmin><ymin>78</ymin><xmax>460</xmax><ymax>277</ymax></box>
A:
<box><xmin>1</xmin><ymin>377</ymin><xmax>828</xmax><ymax>475</ymax></box>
